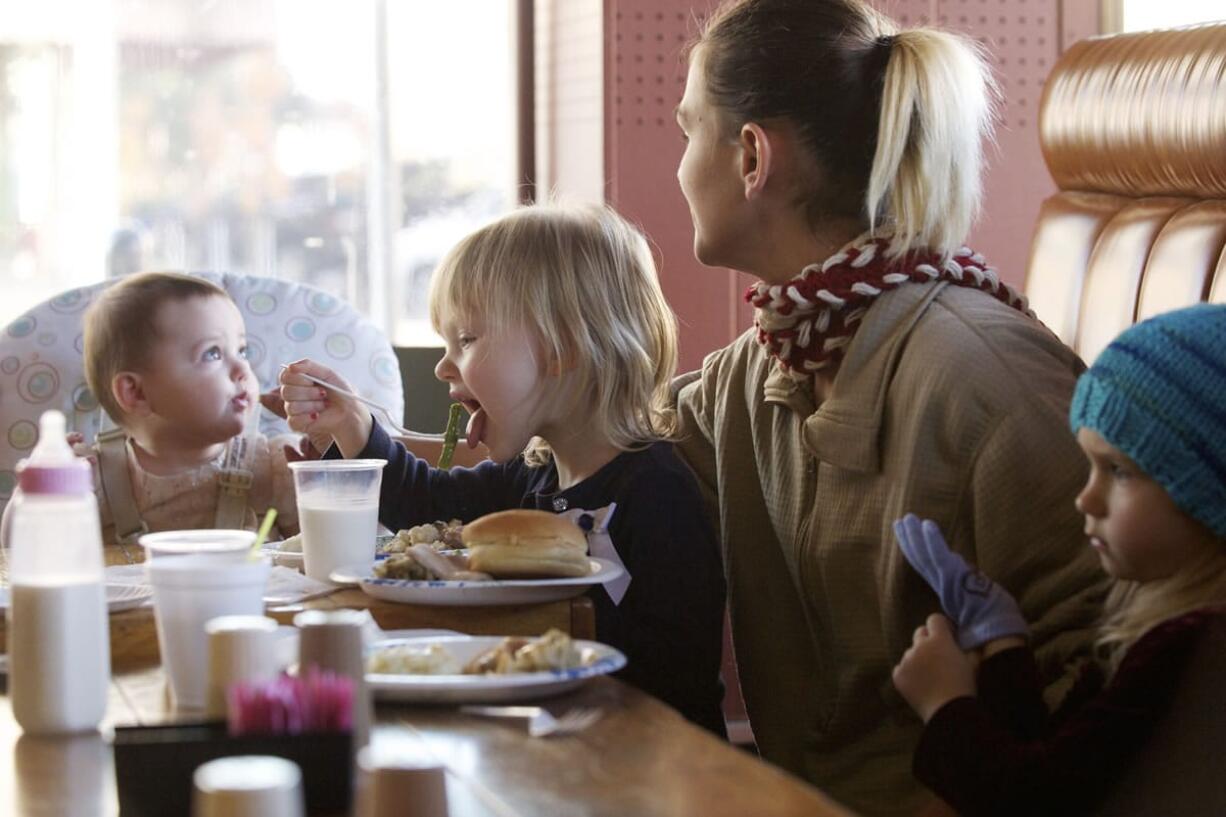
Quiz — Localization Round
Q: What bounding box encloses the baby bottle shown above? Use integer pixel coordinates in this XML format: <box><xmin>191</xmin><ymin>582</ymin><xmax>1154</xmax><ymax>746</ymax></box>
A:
<box><xmin>3</xmin><ymin>410</ymin><xmax>111</xmax><ymax>733</ymax></box>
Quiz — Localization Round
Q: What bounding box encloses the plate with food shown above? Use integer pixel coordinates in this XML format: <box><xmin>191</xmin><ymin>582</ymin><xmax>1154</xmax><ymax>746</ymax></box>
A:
<box><xmin>265</xmin><ymin>520</ymin><xmax>466</xmax><ymax>572</ymax></box>
<box><xmin>350</xmin><ymin>509</ymin><xmax>623</xmax><ymax>605</ymax></box>
<box><xmin>365</xmin><ymin>629</ymin><xmax>626</xmax><ymax>703</ymax></box>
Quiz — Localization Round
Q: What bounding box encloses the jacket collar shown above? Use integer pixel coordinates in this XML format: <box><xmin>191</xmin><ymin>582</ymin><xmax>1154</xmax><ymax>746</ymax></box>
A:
<box><xmin>763</xmin><ymin>282</ymin><xmax>949</xmax><ymax>473</ymax></box>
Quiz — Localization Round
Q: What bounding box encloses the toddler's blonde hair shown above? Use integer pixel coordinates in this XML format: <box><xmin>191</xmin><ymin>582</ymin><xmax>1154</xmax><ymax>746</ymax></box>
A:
<box><xmin>83</xmin><ymin>271</ymin><xmax>233</xmax><ymax>423</ymax></box>
<box><xmin>428</xmin><ymin>203</ymin><xmax>678</xmax><ymax>466</ymax></box>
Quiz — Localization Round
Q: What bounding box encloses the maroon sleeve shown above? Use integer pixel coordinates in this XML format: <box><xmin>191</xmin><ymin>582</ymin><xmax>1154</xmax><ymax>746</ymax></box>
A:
<box><xmin>913</xmin><ymin>611</ymin><xmax>1218</xmax><ymax>817</ymax></box>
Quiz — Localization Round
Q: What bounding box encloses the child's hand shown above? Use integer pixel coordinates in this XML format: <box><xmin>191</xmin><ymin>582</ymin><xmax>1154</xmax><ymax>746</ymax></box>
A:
<box><xmin>893</xmin><ymin>514</ymin><xmax>1029</xmax><ymax>650</ymax></box>
<box><xmin>278</xmin><ymin>360</ymin><xmax>372</xmax><ymax>458</ymax></box>
<box><xmin>893</xmin><ymin>614</ymin><xmax>976</xmax><ymax>722</ymax></box>
<box><xmin>259</xmin><ymin>389</ymin><xmax>331</xmax><ymax>457</ymax></box>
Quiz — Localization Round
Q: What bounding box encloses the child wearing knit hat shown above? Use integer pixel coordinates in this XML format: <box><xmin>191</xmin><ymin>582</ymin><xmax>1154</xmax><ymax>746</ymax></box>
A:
<box><xmin>887</xmin><ymin>303</ymin><xmax>1226</xmax><ymax>816</ymax></box>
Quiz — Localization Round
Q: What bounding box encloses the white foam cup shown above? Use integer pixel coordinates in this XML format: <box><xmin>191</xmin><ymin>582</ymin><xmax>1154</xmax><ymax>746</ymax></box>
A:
<box><xmin>287</xmin><ymin>460</ymin><xmax>385</xmax><ymax>582</ymax></box>
<box><xmin>139</xmin><ymin>529</ymin><xmax>256</xmax><ymax>562</ymax></box>
<box><xmin>146</xmin><ymin>556</ymin><xmax>271</xmax><ymax>710</ymax></box>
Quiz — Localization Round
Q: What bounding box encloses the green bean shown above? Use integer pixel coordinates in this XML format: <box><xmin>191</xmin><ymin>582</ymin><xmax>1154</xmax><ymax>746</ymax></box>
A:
<box><xmin>437</xmin><ymin>403</ymin><xmax>464</xmax><ymax>469</ymax></box>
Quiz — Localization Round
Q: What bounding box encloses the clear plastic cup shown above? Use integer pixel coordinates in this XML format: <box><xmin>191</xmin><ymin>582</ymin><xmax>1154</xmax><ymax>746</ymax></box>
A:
<box><xmin>146</xmin><ymin>556</ymin><xmax>271</xmax><ymax>710</ymax></box>
<box><xmin>287</xmin><ymin>460</ymin><xmax>385</xmax><ymax>582</ymax></box>
<box><xmin>139</xmin><ymin>530</ymin><xmax>256</xmax><ymax>562</ymax></box>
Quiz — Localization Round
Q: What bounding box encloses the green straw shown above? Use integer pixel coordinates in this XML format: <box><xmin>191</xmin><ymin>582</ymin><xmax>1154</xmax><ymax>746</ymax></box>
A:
<box><xmin>437</xmin><ymin>403</ymin><xmax>464</xmax><ymax>469</ymax></box>
<box><xmin>250</xmin><ymin>508</ymin><xmax>278</xmax><ymax>560</ymax></box>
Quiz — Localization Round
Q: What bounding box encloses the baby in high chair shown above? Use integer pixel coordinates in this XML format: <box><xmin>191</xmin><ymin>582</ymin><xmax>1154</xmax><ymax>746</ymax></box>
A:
<box><xmin>78</xmin><ymin>271</ymin><xmax>300</xmax><ymax>550</ymax></box>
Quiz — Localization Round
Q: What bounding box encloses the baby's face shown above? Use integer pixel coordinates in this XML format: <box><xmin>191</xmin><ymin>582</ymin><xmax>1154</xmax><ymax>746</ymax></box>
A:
<box><xmin>135</xmin><ymin>294</ymin><xmax>255</xmax><ymax>443</ymax></box>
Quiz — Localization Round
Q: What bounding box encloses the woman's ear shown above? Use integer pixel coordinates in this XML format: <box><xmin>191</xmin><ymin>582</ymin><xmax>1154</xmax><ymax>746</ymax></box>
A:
<box><xmin>739</xmin><ymin>122</ymin><xmax>774</xmax><ymax>200</ymax></box>
<box><xmin>112</xmin><ymin>372</ymin><xmax>149</xmax><ymax>416</ymax></box>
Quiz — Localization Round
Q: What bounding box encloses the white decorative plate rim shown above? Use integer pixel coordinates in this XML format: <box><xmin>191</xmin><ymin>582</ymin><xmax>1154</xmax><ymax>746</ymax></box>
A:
<box><xmin>365</xmin><ymin>635</ymin><xmax>627</xmax><ymax>686</ymax></box>
<box><xmin>359</xmin><ymin>557</ymin><xmax>622</xmax><ymax>589</ymax></box>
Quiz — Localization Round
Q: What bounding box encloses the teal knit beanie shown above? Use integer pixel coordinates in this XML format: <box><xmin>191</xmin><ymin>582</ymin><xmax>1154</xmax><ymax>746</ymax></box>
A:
<box><xmin>1070</xmin><ymin>303</ymin><xmax>1226</xmax><ymax>539</ymax></box>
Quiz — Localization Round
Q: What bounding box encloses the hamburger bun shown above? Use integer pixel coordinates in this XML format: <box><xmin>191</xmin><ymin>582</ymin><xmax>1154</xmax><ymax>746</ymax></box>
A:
<box><xmin>463</xmin><ymin>509</ymin><xmax>591</xmax><ymax>578</ymax></box>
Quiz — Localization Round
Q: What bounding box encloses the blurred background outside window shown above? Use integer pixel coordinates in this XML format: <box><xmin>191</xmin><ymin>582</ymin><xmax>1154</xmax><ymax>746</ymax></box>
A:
<box><xmin>0</xmin><ymin>0</ymin><xmax>517</xmax><ymax>346</ymax></box>
<box><xmin>1117</xmin><ymin>0</ymin><xmax>1224</xmax><ymax>31</ymax></box>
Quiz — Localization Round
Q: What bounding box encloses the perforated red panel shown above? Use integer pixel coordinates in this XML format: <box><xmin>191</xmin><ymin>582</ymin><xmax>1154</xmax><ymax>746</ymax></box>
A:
<box><xmin>605</xmin><ymin>0</ymin><xmax>739</xmax><ymax>374</ymax></box>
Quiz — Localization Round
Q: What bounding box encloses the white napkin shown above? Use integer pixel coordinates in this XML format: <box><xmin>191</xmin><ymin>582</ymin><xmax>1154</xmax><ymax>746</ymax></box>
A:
<box><xmin>103</xmin><ymin>563</ymin><xmax>341</xmax><ymax>605</ymax></box>
<box><xmin>557</xmin><ymin>503</ymin><xmax>631</xmax><ymax>606</ymax></box>
<box><xmin>262</xmin><ymin>566</ymin><xmax>341</xmax><ymax>604</ymax></box>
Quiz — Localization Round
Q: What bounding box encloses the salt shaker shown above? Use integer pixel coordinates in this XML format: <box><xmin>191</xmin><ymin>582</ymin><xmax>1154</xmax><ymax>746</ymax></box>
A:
<box><xmin>354</xmin><ymin>746</ymin><xmax>449</xmax><ymax>817</ymax></box>
<box><xmin>204</xmin><ymin>615</ymin><xmax>280</xmax><ymax>719</ymax></box>
<box><xmin>294</xmin><ymin>609</ymin><xmax>371</xmax><ymax>748</ymax></box>
<box><xmin>192</xmin><ymin>755</ymin><xmax>304</xmax><ymax>817</ymax></box>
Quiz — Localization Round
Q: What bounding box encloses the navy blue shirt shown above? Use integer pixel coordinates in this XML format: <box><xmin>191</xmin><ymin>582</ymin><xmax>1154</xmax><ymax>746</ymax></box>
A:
<box><xmin>349</xmin><ymin>423</ymin><xmax>728</xmax><ymax>736</ymax></box>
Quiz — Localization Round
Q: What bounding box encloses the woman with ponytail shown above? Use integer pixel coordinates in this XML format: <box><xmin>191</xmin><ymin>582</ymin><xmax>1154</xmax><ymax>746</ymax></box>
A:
<box><xmin>672</xmin><ymin>1</ymin><xmax>1106</xmax><ymax>814</ymax></box>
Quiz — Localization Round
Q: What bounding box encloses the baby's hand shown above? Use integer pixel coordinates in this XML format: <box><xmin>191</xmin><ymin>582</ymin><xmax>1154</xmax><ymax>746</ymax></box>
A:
<box><xmin>65</xmin><ymin>431</ymin><xmax>96</xmax><ymax>464</ymax></box>
<box><xmin>278</xmin><ymin>359</ymin><xmax>372</xmax><ymax>457</ymax></box>
<box><xmin>892</xmin><ymin>613</ymin><xmax>976</xmax><ymax>723</ymax></box>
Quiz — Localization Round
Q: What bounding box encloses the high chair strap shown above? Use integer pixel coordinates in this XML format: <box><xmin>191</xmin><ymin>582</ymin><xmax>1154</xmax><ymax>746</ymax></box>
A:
<box><xmin>214</xmin><ymin>434</ymin><xmax>253</xmax><ymax>530</ymax></box>
<box><xmin>95</xmin><ymin>429</ymin><xmax>147</xmax><ymax>548</ymax></box>
<box><xmin>215</xmin><ymin>467</ymin><xmax>253</xmax><ymax>529</ymax></box>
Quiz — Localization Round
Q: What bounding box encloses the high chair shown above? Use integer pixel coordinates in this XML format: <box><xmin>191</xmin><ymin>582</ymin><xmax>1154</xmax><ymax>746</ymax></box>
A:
<box><xmin>0</xmin><ymin>272</ymin><xmax>403</xmax><ymax>522</ymax></box>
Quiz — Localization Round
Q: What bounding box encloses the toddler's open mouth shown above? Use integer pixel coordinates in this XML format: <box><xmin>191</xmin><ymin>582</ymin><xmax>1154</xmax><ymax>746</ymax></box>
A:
<box><xmin>451</xmin><ymin>396</ymin><xmax>486</xmax><ymax>448</ymax></box>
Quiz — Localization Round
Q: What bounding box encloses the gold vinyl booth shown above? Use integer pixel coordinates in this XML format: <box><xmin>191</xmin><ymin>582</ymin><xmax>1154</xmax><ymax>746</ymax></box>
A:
<box><xmin>1022</xmin><ymin>22</ymin><xmax>1226</xmax><ymax>817</ymax></box>
<box><xmin>1024</xmin><ymin>22</ymin><xmax>1226</xmax><ymax>365</ymax></box>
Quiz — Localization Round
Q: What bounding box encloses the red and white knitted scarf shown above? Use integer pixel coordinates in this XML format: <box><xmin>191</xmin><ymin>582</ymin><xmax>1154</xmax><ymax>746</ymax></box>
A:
<box><xmin>746</xmin><ymin>234</ymin><xmax>1033</xmax><ymax>379</ymax></box>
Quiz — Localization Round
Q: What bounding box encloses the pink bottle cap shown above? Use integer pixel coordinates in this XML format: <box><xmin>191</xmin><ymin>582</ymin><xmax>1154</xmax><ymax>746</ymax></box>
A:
<box><xmin>17</xmin><ymin>460</ymin><xmax>93</xmax><ymax>496</ymax></box>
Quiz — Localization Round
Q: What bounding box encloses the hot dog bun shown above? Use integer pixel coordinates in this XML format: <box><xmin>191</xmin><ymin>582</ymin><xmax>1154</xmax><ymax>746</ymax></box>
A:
<box><xmin>463</xmin><ymin>509</ymin><xmax>591</xmax><ymax>578</ymax></box>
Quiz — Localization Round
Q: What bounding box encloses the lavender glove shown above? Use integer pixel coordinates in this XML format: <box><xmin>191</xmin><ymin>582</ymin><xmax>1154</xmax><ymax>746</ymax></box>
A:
<box><xmin>893</xmin><ymin>514</ymin><xmax>1029</xmax><ymax>650</ymax></box>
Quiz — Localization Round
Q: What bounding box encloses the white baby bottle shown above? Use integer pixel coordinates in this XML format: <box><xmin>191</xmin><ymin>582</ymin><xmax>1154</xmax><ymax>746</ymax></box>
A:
<box><xmin>3</xmin><ymin>410</ymin><xmax>111</xmax><ymax>733</ymax></box>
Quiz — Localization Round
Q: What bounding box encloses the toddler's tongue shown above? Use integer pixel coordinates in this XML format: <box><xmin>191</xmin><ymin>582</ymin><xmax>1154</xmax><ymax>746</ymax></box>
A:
<box><xmin>465</xmin><ymin>407</ymin><xmax>487</xmax><ymax>449</ymax></box>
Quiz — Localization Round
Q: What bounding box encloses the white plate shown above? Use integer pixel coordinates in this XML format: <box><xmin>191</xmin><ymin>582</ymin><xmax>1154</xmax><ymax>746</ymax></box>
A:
<box><xmin>0</xmin><ymin>583</ymin><xmax>152</xmax><ymax>614</ymax></box>
<box><xmin>354</xmin><ymin>557</ymin><xmax>624</xmax><ymax>606</ymax></box>
<box><xmin>264</xmin><ymin>534</ymin><xmax>400</xmax><ymax>571</ymax></box>
<box><xmin>366</xmin><ymin>634</ymin><xmax>626</xmax><ymax>703</ymax></box>
<box><xmin>260</xmin><ymin>546</ymin><xmax>304</xmax><ymax>568</ymax></box>
<box><xmin>329</xmin><ymin>562</ymin><xmax>374</xmax><ymax>586</ymax></box>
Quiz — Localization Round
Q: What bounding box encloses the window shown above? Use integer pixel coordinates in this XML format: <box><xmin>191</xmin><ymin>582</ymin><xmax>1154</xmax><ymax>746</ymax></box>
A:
<box><xmin>1116</xmin><ymin>0</ymin><xmax>1224</xmax><ymax>32</ymax></box>
<box><xmin>0</xmin><ymin>0</ymin><xmax>518</xmax><ymax>346</ymax></box>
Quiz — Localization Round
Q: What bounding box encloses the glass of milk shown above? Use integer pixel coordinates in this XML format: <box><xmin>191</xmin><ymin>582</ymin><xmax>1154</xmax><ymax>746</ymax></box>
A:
<box><xmin>288</xmin><ymin>460</ymin><xmax>386</xmax><ymax>582</ymax></box>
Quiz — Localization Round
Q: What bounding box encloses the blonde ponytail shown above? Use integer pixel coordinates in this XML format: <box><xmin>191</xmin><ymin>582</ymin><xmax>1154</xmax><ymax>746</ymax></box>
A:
<box><xmin>868</xmin><ymin>29</ymin><xmax>997</xmax><ymax>257</ymax></box>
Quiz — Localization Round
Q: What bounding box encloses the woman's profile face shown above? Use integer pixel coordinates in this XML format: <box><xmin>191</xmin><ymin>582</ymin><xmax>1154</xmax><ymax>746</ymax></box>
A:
<box><xmin>676</xmin><ymin>50</ymin><xmax>745</xmax><ymax>269</ymax></box>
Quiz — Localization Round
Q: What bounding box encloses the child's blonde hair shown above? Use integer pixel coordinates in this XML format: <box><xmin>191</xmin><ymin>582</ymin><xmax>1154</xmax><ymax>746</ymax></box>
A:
<box><xmin>428</xmin><ymin>203</ymin><xmax>678</xmax><ymax>466</ymax></box>
<box><xmin>83</xmin><ymin>271</ymin><xmax>233</xmax><ymax>423</ymax></box>
<box><xmin>1069</xmin><ymin>304</ymin><xmax>1226</xmax><ymax>671</ymax></box>
<box><xmin>1098</xmin><ymin>551</ymin><xmax>1226</xmax><ymax>672</ymax></box>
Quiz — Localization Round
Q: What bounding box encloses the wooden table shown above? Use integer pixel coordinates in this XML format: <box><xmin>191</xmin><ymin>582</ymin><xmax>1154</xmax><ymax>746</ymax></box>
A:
<box><xmin>0</xmin><ymin>666</ymin><xmax>856</xmax><ymax>817</ymax></box>
<box><xmin>0</xmin><ymin>577</ymin><xmax>596</xmax><ymax>674</ymax></box>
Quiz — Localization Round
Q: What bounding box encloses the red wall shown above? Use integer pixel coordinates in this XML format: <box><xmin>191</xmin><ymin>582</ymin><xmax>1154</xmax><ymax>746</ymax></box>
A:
<box><xmin>603</xmin><ymin>0</ymin><xmax>1102</xmax><ymax>372</ymax></box>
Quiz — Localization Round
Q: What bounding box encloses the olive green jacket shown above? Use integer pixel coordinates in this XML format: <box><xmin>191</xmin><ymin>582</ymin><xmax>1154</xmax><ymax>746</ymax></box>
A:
<box><xmin>674</xmin><ymin>281</ymin><xmax>1107</xmax><ymax>816</ymax></box>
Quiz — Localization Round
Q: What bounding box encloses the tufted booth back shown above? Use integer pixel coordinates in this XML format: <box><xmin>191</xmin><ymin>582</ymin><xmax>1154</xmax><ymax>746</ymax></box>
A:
<box><xmin>0</xmin><ymin>273</ymin><xmax>402</xmax><ymax>514</ymax></box>
<box><xmin>1024</xmin><ymin>22</ymin><xmax>1226</xmax><ymax>365</ymax></box>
